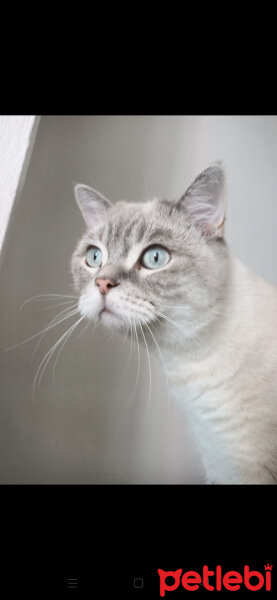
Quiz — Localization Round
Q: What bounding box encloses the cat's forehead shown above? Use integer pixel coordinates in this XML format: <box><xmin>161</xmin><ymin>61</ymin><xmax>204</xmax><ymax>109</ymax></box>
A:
<box><xmin>105</xmin><ymin>201</ymin><xmax>151</xmax><ymax>242</ymax></box>
<box><xmin>98</xmin><ymin>199</ymin><xmax>174</xmax><ymax>257</ymax></box>
<box><xmin>82</xmin><ymin>198</ymin><xmax>188</xmax><ymax>266</ymax></box>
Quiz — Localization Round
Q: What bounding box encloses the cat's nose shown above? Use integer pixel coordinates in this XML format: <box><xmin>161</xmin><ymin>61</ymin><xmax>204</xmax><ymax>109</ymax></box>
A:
<box><xmin>95</xmin><ymin>278</ymin><xmax>119</xmax><ymax>295</ymax></box>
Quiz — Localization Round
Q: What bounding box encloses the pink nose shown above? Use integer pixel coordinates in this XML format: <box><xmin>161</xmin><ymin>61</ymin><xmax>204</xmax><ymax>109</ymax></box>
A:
<box><xmin>95</xmin><ymin>278</ymin><xmax>118</xmax><ymax>295</ymax></box>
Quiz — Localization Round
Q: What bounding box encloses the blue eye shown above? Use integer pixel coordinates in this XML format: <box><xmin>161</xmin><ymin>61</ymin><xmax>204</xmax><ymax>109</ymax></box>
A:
<box><xmin>141</xmin><ymin>246</ymin><xmax>170</xmax><ymax>270</ymax></box>
<box><xmin>86</xmin><ymin>246</ymin><xmax>102</xmax><ymax>267</ymax></box>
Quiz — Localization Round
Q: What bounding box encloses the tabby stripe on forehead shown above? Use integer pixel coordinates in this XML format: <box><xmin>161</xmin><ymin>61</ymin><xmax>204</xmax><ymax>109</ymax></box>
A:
<box><xmin>124</xmin><ymin>219</ymin><xmax>146</xmax><ymax>243</ymax></box>
<box><xmin>122</xmin><ymin>236</ymin><xmax>130</xmax><ymax>255</ymax></box>
<box><xmin>111</xmin><ymin>220</ymin><xmax>127</xmax><ymax>242</ymax></box>
<box><xmin>106</xmin><ymin>217</ymin><xmax>147</xmax><ymax>257</ymax></box>
<box><xmin>135</xmin><ymin>220</ymin><xmax>147</xmax><ymax>243</ymax></box>
<box><xmin>147</xmin><ymin>228</ymin><xmax>175</xmax><ymax>242</ymax></box>
<box><xmin>122</xmin><ymin>221</ymin><xmax>134</xmax><ymax>240</ymax></box>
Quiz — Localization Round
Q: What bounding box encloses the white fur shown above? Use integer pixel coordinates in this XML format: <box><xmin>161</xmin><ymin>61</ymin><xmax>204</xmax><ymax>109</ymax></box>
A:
<box><xmin>163</xmin><ymin>258</ymin><xmax>277</xmax><ymax>484</ymax></box>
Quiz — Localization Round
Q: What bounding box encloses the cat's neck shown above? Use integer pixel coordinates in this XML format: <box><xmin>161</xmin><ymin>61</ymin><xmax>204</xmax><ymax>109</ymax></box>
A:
<box><xmin>160</xmin><ymin>257</ymin><xmax>271</xmax><ymax>365</ymax></box>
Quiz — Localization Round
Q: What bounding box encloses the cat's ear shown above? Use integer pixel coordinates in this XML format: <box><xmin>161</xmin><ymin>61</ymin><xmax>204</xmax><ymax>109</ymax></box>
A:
<box><xmin>176</xmin><ymin>162</ymin><xmax>226</xmax><ymax>238</ymax></box>
<box><xmin>74</xmin><ymin>184</ymin><xmax>112</xmax><ymax>228</ymax></box>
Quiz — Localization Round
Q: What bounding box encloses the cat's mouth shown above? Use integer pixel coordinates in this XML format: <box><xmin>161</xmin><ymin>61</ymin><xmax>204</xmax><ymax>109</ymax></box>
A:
<box><xmin>100</xmin><ymin>307</ymin><xmax>114</xmax><ymax>315</ymax></box>
<box><xmin>98</xmin><ymin>305</ymin><xmax>124</xmax><ymax>329</ymax></box>
<box><xmin>99</xmin><ymin>303</ymin><xmax>121</xmax><ymax>320</ymax></box>
<box><xmin>98</xmin><ymin>296</ymin><xmax>156</xmax><ymax>327</ymax></box>
<box><xmin>79</xmin><ymin>289</ymin><xmax>156</xmax><ymax>330</ymax></box>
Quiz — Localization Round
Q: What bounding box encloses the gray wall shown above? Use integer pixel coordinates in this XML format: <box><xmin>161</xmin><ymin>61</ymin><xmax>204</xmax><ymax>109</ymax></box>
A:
<box><xmin>1</xmin><ymin>115</ymin><xmax>277</xmax><ymax>484</ymax></box>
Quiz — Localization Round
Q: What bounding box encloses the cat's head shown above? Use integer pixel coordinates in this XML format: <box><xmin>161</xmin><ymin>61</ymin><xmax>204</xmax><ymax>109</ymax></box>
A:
<box><xmin>71</xmin><ymin>163</ymin><xmax>229</xmax><ymax>344</ymax></box>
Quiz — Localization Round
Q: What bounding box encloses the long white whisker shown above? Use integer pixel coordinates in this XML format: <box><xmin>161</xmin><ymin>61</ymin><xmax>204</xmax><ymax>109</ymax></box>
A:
<box><xmin>153</xmin><ymin>309</ymin><xmax>184</xmax><ymax>334</ymax></box>
<box><xmin>75</xmin><ymin>318</ymin><xmax>91</xmax><ymax>340</ymax></box>
<box><xmin>51</xmin><ymin>315</ymin><xmax>86</xmax><ymax>382</ymax></box>
<box><xmin>31</xmin><ymin>303</ymin><xmax>79</xmax><ymax>360</ymax></box>
<box><xmin>156</xmin><ymin>304</ymin><xmax>187</xmax><ymax>309</ymax></box>
<box><xmin>122</xmin><ymin>317</ymin><xmax>129</xmax><ymax>346</ymax></box>
<box><xmin>102</xmin><ymin>329</ymin><xmax>115</xmax><ymax>347</ymax></box>
<box><xmin>32</xmin><ymin>314</ymin><xmax>85</xmax><ymax>399</ymax></box>
<box><xmin>41</xmin><ymin>300</ymin><xmax>76</xmax><ymax>312</ymax></box>
<box><xmin>128</xmin><ymin>315</ymin><xmax>134</xmax><ymax>353</ymax></box>
<box><xmin>125</xmin><ymin>313</ymin><xmax>134</xmax><ymax>367</ymax></box>
<box><xmin>142</xmin><ymin>319</ymin><xmax>170</xmax><ymax>420</ymax></box>
<box><xmin>6</xmin><ymin>307</ymin><xmax>80</xmax><ymax>352</ymax></box>
<box><xmin>91</xmin><ymin>318</ymin><xmax>101</xmax><ymax>337</ymax></box>
<box><xmin>40</xmin><ymin>319</ymin><xmax>82</xmax><ymax>387</ymax></box>
<box><xmin>138</xmin><ymin>321</ymin><xmax>152</xmax><ymax>417</ymax></box>
<box><xmin>154</xmin><ymin>309</ymin><xmax>180</xmax><ymax>327</ymax></box>
<box><xmin>19</xmin><ymin>293</ymin><xmax>78</xmax><ymax>311</ymax></box>
<box><xmin>130</xmin><ymin>317</ymin><xmax>136</xmax><ymax>359</ymax></box>
<box><xmin>125</xmin><ymin>317</ymin><xmax>141</xmax><ymax>414</ymax></box>
<box><xmin>132</xmin><ymin>319</ymin><xmax>141</xmax><ymax>401</ymax></box>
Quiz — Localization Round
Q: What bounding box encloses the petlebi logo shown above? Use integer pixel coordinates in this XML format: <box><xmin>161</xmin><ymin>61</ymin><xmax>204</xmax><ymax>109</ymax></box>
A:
<box><xmin>157</xmin><ymin>564</ymin><xmax>273</xmax><ymax>595</ymax></box>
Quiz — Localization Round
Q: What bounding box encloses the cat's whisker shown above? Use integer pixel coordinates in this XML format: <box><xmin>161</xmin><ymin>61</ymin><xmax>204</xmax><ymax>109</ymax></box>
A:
<box><xmin>142</xmin><ymin>318</ymin><xmax>170</xmax><ymax>420</ymax></box>
<box><xmin>40</xmin><ymin>300</ymin><xmax>77</xmax><ymax>312</ymax></box>
<box><xmin>129</xmin><ymin>315</ymin><xmax>134</xmax><ymax>354</ymax></box>
<box><xmin>31</xmin><ymin>303</ymin><xmax>79</xmax><ymax>360</ymax></box>
<box><xmin>51</xmin><ymin>315</ymin><xmax>86</xmax><ymax>383</ymax></box>
<box><xmin>153</xmin><ymin>308</ymin><xmax>185</xmax><ymax>335</ymax></box>
<box><xmin>124</xmin><ymin>313</ymin><xmax>135</xmax><ymax>367</ymax></box>
<box><xmin>91</xmin><ymin>318</ymin><xmax>101</xmax><ymax>337</ymax></box>
<box><xmin>107</xmin><ymin>330</ymin><xmax>116</xmax><ymax>345</ymax></box>
<box><xmin>128</xmin><ymin>317</ymin><xmax>133</xmax><ymax>352</ymax></box>
<box><xmin>102</xmin><ymin>328</ymin><xmax>116</xmax><ymax>348</ymax></box>
<box><xmin>131</xmin><ymin>318</ymin><xmax>137</xmax><ymax>361</ymax></box>
<box><xmin>122</xmin><ymin>318</ymin><xmax>129</xmax><ymax>347</ymax></box>
<box><xmin>133</xmin><ymin>320</ymin><xmax>141</xmax><ymax>397</ymax></box>
<box><xmin>138</xmin><ymin>322</ymin><xmax>152</xmax><ymax>417</ymax></box>
<box><xmin>75</xmin><ymin>318</ymin><xmax>91</xmax><ymax>340</ymax></box>
<box><xmin>6</xmin><ymin>306</ymin><xmax>80</xmax><ymax>352</ymax></box>
<box><xmin>19</xmin><ymin>293</ymin><xmax>78</xmax><ymax>311</ymax></box>
<box><xmin>126</xmin><ymin>318</ymin><xmax>142</xmax><ymax>414</ymax></box>
<box><xmin>32</xmin><ymin>314</ymin><xmax>85</xmax><ymax>399</ymax></box>
<box><xmin>156</xmin><ymin>304</ymin><xmax>188</xmax><ymax>309</ymax></box>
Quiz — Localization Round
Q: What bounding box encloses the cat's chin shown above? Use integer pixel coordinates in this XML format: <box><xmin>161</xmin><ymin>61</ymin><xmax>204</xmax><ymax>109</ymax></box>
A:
<box><xmin>99</xmin><ymin>308</ymin><xmax>123</xmax><ymax>329</ymax></box>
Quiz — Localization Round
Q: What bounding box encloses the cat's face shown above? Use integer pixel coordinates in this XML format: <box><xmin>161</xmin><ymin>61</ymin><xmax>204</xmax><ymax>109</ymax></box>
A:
<box><xmin>71</xmin><ymin>164</ymin><xmax>229</xmax><ymax>343</ymax></box>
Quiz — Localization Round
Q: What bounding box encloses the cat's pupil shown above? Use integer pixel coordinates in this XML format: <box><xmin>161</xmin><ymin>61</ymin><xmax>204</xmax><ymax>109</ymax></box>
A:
<box><xmin>154</xmin><ymin>251</ymin><xmax>159</xmax><ymax>262</ymax></box>
<box><xmin>94</xmin><ymin>251</ymin><xmax>98</xmax><ymax>260</ymax></box>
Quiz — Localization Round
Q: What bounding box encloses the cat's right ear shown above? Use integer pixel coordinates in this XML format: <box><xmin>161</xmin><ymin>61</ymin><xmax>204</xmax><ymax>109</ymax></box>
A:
<box><xmin>74</xmin><ymin>184</ymin><xmax>112</xmax><ymax>228</ymax></box>
<box><xmin>174</xmin><ymin>162</ymin><xmax>226</xmax><ymax>238</ymax></box>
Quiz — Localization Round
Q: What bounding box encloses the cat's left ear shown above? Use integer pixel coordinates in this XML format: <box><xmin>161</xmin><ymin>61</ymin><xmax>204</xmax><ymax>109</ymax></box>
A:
<box><xmin>74</xmin><ymin>184</ymin><xmax>112</xmax><ymax>228</ymax></box>
<box><xmin>176</xmin><ymin>162</ymin><xmax>226</xmax><ymax>238</ymax></box>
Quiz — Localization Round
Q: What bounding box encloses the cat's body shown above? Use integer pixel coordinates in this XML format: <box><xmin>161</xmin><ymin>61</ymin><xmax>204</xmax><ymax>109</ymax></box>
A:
<box><xmin>164</xmin><ymin>258</ymin><xmax>277</xmax><ymax>484</ymax></box>
<box><xmin>71</xmin><ymin>164</ymin><xmax>277</xmax><ymax>484</ymax></box>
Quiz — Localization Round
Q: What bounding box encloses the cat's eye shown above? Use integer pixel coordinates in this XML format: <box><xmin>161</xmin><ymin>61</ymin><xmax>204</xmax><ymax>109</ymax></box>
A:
<box><xmin>86</xmin><ymin>245</ymin><xmax>102</xmax><ymax>267</ymax></box>
<box><xmin>141</xmin><ymin>245</ymin><xmax>170</xmax><ymax>270</ymax></box>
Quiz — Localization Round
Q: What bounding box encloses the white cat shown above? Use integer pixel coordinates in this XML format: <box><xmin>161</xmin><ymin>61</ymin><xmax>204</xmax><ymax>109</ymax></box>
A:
<box><xmin>72</xmin><ymin>163</ymin><xmax>277</xmax><ymax>484</ymax></box>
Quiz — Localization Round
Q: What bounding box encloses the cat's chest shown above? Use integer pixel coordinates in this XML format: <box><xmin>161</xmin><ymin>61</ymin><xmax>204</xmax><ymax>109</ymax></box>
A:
<box><xmin>164</xmin><ymin>353</ymin><xmax>247</xmax><ymax>482</ymax></box>
<box><xmin>165</xmin><ymin>352</ymin><xmax>227</xmax><ymax>403</ymax></box>
<box><xmin>165</xmin><ymin>350</ymin><xmax>241</xmax><ymax>441</ymax></box>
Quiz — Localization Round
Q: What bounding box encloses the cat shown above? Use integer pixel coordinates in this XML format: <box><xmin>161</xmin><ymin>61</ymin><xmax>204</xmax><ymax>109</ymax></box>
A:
<box><xmin>71</xmin><ymin>163</ymin><xmax>277</xmax><ymax>484</ymax></box>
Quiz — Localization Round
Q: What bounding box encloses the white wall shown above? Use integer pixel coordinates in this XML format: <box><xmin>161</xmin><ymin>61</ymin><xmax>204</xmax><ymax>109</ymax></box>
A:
<box><xmin>0</xmin><ymin>116</ymin><xmax>40</xmax><ymax>255</ymax></box>
<box><xmin>1</xmin><ymin>115</ymin><xmax>277</xmax><ymax>484</ymax></box>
